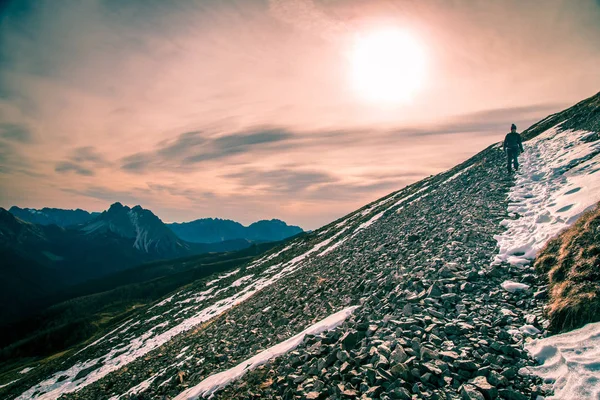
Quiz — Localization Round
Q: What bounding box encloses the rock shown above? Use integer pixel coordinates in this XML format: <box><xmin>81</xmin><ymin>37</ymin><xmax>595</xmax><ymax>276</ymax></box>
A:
<box><xmin>498</xmin><ymin>388</ymin><xmax>528</xmax><ymax>400</ymax></box>
<box><xmin>337</xmin><ymin>350</ymin><xmax>350</xmax><ymax>362</ymax></box>
<box><xmin>340</xmin><ymin>331</ymin><xmax>360</xmax><ymax>350</ymax></box>
<box><xmin>365</xmin><ymin>386</ymin><xmax>384</xmax><ymax>397</ymax></box>
<box><xmin>440</xmin><ymin>351</ymin><xmax>460</xmax><ymax>362</ymax></box>
<box><xmin>438</xmin><ymin>266</ymin><xmax>455</xmax><ymax>278</ymax></box>
<box><xmin>460</xmin><ymin>282</ymin><xmax>474</xmax><ymax>293</ymax></box>
<box><xmin>441</xmin><ymin>293</ymin><xmax>458</xmax><ymax>302</ymax></box>
<box><xmin>487</xmin><ymin>371</ymin><xmax>508</xmax><ymax>387</ymax></box>
<box><xmin>455</xmin><ymin>360</ymin><xmax>479</xmax><ymax>372</ymax></box>
<box><xmin>427</xmin><ymin>283</ymin><xmax>443</xmax><ymax>298</ymax></box>
<box><xmin>390</xmin><ymin>387</ymin><xmax>412</xmax><ymax>399</ymax></box>
<box><xmin>390</xmin><ymin>363</ymin><xmax>410</xmax><ymax>380</ymax></box>
<box><xmin>469</xmin><ymin>376</ymin><xmax>498</xmax><ymax>400</ymax></box>
<box><xmin>461</xmin><ymin>384</ymin><xmax>485</xmax><ymax>400</ymax></box>
<box><xmin>390</xmin><ymin>347</ymin><xmax>408</xmax><ymax>364</ymax></box>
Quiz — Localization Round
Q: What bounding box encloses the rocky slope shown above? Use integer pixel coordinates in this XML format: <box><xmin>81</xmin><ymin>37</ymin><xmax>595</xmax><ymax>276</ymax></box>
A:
<box><xmin>2</xmin><ymin>91</ymin><xmax>599</xmax><ymax>400</ymax></box>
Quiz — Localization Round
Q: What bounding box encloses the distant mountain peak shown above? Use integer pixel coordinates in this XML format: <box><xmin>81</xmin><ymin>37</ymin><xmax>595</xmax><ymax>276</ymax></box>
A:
<box><xmin>82</xmin><ymin>203</ymin><xmax>188</xmax><ymax>256</ymax></box>
<box><xmin>107</xmin><ymin>202</ymin><xmax>126</xmax><ymax>211</ymax></box>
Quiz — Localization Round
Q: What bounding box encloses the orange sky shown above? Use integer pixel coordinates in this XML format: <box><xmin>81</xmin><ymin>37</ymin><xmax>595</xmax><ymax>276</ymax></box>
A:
<box><xmin>1</xmin><ymin>0</ymin><xmax>599</xmax><ymax>229</ymax></box>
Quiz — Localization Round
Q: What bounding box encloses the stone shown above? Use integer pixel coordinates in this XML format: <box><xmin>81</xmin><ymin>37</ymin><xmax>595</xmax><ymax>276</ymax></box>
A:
<box><xmin>498</xmin><ymin>389</ymin><xmax>528</xmax><ymax>400</ymax></box>
<box><xmin>427</xmin><ymin>283</ymin><xmax>443</xmax><ymax>298</ymax></box>
<box><xmin>461</xmin><ymin>384</ymin><xmax>485</xmax><ymax>400</ymax></box>
<box><xmin>469</xmin><ymin>376</ymin><xmax>498</xmax><ymax>400</ymax></box>
<box><xmin>340</xmin><ymin>331</ymin><xmax>360</xmax><ymax>350</ymax></box>
<box><xmin>455</xmin><ymin>360</ymin><xmax>479</xmax><ymax>372</ymax></box>
<box><xmin>390</xmin><ymin>347</ymin><xmax>408</xmax><ymax>364</ymax></box>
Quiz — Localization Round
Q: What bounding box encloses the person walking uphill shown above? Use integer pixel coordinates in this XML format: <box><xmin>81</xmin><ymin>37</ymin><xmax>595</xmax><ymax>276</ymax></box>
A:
<box><xmin>503</xmin><ymin>123</ymin><xmax>524</xmax><ymax>173</ymax></box>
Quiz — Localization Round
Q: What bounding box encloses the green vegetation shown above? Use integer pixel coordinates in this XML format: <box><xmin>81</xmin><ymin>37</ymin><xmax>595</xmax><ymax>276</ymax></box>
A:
<box><xmin>0</xmin><ymin>241</ymin><xmax>285</xmax><ymax>371</ymax></box>
<box><xmin>535</xmin><ymin>202</ymin><xmax>600</xmax><ymax>332</ymax></box>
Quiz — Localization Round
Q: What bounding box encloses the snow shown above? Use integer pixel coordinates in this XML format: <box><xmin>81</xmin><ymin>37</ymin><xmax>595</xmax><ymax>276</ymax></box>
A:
<box><xmin>355</xmin><ymin>211</ymin><xmax>385</xmax><ymax>232</ymax></box>
<box><xmin>17</xmin><ymin>235</ymin><xmax>340</xmax><ymax>399</ymax></box>
<box><xmin>443</xmin><ymin>164</ymin><xmax>475</xmax><ymax>184</ymax></box>
<box><xmin>247</xmin><ymin>244</ymin><xmax>295</xmax><ymax>269</ymax></box>
<box><xmin>149</xmin><ymin>295</ymin><xmax>175</xmax><ymax>310</ymax></box>
<box><xmin>318</xmin><ymin>236</ymin><xmax>348</xmax><ymax>256</ymax></box>
<box><xmin>521</xmin><ymin>321</ymin><xmax>600</xmax><ymax>400</ymax></box>
<box><xmin>519</xmin><ymin>325</ymin><xmax>541</xmax><ymax>335</ymax></box>
<box><xmin>231</xmin><ymin>275</ymin><xmax>253</xmax><ymax>287</ymax></box>
<box><xmin>108</xmin><ymin>367</ymin><xmax>168</xmax><ymax>400</ymax></box>
<box><xmin>174</xmin><ymin>306</ymin><xmax>359</xmax><ymax>399</ymax></box>
<box><xmin>389</xmin><ymin>186</ymin><xmax>429</xmax><ymax>209</ymax></box>
<box><xmin>501</xmin><ymin>280</ymin><xmax>530</xmax><ymax>292</ymax></box>
<box><xmin>73</xmin><ymin>319</ymin><xmax>132</xmax><ymax>355</ymax></box>
<box><xmin>494</xmin><ymin>126</ymin><xmax>600</xmax><ymax>266</ymax></box>
<box><xmin>19</xmin><ymin>367</ymin><xmax>35</xmax><ymax>374</ymax></box>
<box><xmin>206</xmin><ymin>269</ymin><xmax>240</xmax><ymax>286</ymax></box>
<box><xmin>0</xmin><ymin>379</ymin><xmax>19</xmax><ymax>389</ymax></box>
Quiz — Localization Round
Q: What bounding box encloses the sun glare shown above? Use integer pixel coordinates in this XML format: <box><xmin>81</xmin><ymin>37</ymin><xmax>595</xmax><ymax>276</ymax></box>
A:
<box><xmin>350</xmin><ymin>28</ymin><xmax>426</xmax><ymax>104</ymax></box>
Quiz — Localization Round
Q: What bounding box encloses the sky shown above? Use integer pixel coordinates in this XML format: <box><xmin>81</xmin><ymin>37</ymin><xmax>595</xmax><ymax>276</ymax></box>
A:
<box><xmin>0</xmin><ymin>0</ymin><xmax>599</xmax><ymax>230</ymax></box>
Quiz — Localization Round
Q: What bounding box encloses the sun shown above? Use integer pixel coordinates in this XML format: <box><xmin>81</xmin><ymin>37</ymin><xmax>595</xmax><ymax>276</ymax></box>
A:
<box><xmin>350</xmin><ymin>28</ymin><xmax>426</xmax><ymax>104</ymax></box>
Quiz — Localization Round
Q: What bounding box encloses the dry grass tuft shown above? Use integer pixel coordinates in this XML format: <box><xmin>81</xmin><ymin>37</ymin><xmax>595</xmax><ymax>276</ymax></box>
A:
<box><xmin>534</xmin><ymin>202</ymin><xmax>600</xmax><ymax>333</ymax></box>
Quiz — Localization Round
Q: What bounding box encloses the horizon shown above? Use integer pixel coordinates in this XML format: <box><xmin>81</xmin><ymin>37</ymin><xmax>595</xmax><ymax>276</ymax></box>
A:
<box><xmin>6</xmin><ymin>202</ymin><xmax>304</xmax><ymax>228</ymax></box>
<box><xmin>1</xmin><ymin>1</ymin><xmax>600</xmax><ymax>230</ymax></box>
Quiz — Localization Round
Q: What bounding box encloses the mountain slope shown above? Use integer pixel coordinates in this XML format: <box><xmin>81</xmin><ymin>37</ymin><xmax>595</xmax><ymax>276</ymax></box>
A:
<box><xmin>0</xmin><ymin>241</ymin><xmax>281</xmax><ymax>367</ymax></box>
<box><xmin>0</xmin><ymin>207</ymin><xmax>256</xmax><ymax>324</ymax></box>
<box><xmin>8</xmin><ymin>207</ymin><xmax>99</xmax><ymax>227</ymax></box>
<box><xmin>3</xmin><ymin>91</ymin><xmax>599</xmax><ymax>400</ymax></box>
<box><xmin>168</xmin><ymin>218</ymin><xmax>303</xmax><ymax>244</ymax></box>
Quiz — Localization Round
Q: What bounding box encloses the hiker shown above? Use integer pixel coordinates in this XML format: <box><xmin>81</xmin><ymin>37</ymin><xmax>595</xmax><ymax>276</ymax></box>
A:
<box><xmin>503</xmin><ymin>124</ymin><xmax>524</xmax><ymax>173</ymax></box>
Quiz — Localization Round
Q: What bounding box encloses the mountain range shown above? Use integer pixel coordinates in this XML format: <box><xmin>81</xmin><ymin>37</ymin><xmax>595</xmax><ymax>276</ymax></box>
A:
<box><xmin>0</xmin><ymin>203</ymin><xmax>303</xmax><ymax>324</ymax></box>
<box><xmin>9</xmin><ymin>204</ymin><xmax>303</xmax><ymax>244</ymax></box>
<box><xmin>8</xmin><ymin>206</ymin><xmax>100</xmax><ymax>227</ymax></box>
<box><xmin>167</xmin><ymin>218</ymin><xmax>303</xmax><ymax>243</ymax></box>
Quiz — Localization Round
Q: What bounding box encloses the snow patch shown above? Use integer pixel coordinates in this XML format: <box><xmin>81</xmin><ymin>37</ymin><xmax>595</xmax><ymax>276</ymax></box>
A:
<box><xmin>494</xmin><ymin>127</ymin><xmax>600</xmax><ymax>266</ymax></box>
<box><xmin>0</xmin><ymin>379</ymin><xmax>19</xmax><ymax>389</ymax></box>
<box><xmin>521</xmin><ymin>321</ymin><xmax>600</xmax><ymax>400</ymax></box>
<box><xmin>174</xmin><ymin>306</ymin><xmax>359</xmax><ymax>399</ymax></box>
<box><xmin>443</xmin><ymin>164</ymin><xmax>475</xmax><ymax>184</ymax></box>
<box><xmin>501</xmin><ymin>280</ymin><xmax>530</xmax><ymax>293</ymax></box>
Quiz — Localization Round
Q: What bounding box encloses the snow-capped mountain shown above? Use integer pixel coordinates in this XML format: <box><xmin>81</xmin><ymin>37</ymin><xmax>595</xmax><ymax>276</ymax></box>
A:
<box><xmin>81</xmin><ymin>202</ymin><xmax>191</xmax><ymax>257</ymax></box>
<box><xmin>3</xmin><ymin>92</ymin><xmax>599</xmax><ymax>400</ymax></box>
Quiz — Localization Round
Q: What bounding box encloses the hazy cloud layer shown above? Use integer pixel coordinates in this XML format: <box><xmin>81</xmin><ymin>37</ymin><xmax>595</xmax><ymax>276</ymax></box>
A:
<box><xmin>121</xmin><ymin>129</ymin><xmax>294</xmax><ymax>172</ymax></box>
<box><xmin>0</xmin><ymin>0</ymin><xmax>599</xmax><ymax>228</ymax></box>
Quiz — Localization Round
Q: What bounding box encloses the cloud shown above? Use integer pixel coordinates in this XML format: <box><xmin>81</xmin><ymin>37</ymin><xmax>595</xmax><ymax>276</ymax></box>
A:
<box><xmin>69</xmin><ymin>146</ymin><xmax>109</xmax><ymax>165</ymax></box>
<box><xmin>223</xmin><ymin>168</ymin><xmax>337</xmax><ymax>194</ymax></box>
<box><xmin>54</xmin><ymin>146</ymin><xmax>111</xmax><ymax>176</ymax></box>
<box><xmin>61</xmin><ymin>185</ymin><xmax>150</xmax><ymax>205</ymax></box>
<box><xmin>121</xmin><ymin>128</ymin><xmax>295</xmax><ymax>172</ymax></box>
<box><xmin>397</xmin><ymin>103</ymin><xmax>567</xmax><ymax>137</ymax></box>
<box><xmin>146</xmin><ymin>182</ymin><xmax>216</xmax><ymax>201</ymax></box>
<box><xmin>55</xmin><ymin>161</ymin><xmax>94</xmax><ymax>176</ymax></box>
<box><xmin>0</xmin><ymin>123</ymin><xmax>32</xmax><ymax>143</ymax></box>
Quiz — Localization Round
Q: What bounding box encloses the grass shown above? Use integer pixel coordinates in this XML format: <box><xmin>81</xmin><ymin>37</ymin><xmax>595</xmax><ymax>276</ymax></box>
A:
<box><xmin>534</xmin><ymin>202</ymin><xmax>600</xmax><ymax>333</ymax></box>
